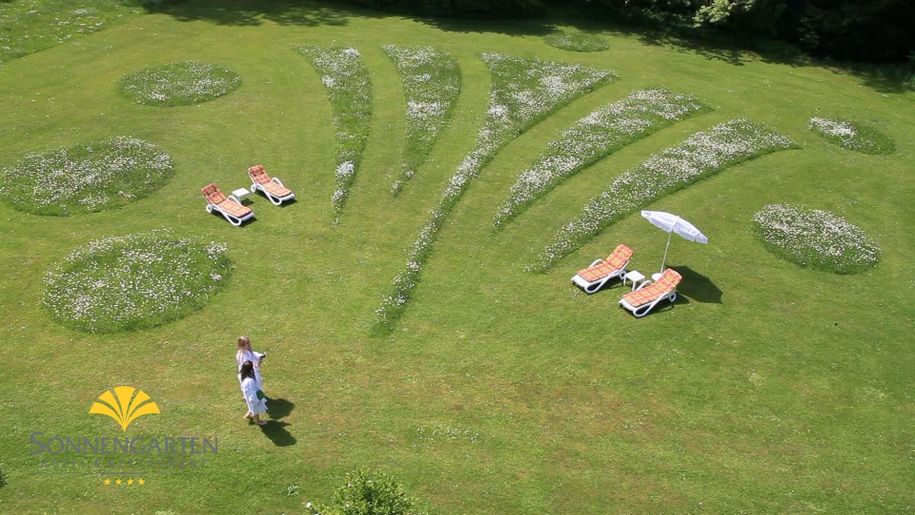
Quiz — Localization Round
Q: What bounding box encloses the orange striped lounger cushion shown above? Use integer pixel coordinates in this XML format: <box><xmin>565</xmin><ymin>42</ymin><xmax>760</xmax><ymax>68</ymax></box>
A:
<box><xmin>621</xmin><ymin>269</ymin><xmax>682</xmax><ymax>307</ymax></box>
<box><xmin>249</xmin><ymin>165</ymin><xmax>292</xmax><ymax>197</ymax></box>
<box><xmin>577</xmin><ymin>244</ymin><xmax>633</xmax><ymax>282</ymax></box>
<box><xmin>202</xmin><ymin>184</ymin><xmax>251</xmax><ymax>217</ymax></box>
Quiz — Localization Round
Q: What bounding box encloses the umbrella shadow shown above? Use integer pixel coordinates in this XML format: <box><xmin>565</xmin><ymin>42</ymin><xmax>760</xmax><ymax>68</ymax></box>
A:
<box><xmin>267</xmin><ymin>397</ymin><xmax>294</xmax><ymax>419</ymax></box>
<box><xmin>671</xmin><ymin>265</ymin><xmax>723</xmax><ymax>304</ymax></box>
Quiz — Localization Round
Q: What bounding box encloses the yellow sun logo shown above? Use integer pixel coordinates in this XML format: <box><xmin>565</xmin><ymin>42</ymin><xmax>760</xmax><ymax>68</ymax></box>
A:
<box><xmin>89</xmin><ymin>386</ymin><xmax>160</xmax><ymax>431</ymax></box>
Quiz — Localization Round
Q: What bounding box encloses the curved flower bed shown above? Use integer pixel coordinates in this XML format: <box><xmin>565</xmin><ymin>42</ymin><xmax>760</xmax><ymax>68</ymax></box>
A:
<box><xmin>43</xmin><ymin>231</ymin><xmax>232</xmax><ymax>333</ymax></box>
<box><xmin>0</xmin><ymin>136</ymin><xmax>173</xmax><ymax>216</ymax></box>
<box><xmin>544</xmin><ymin>30</ymin><xmax>609</xmax><ymax>52</ymax></box>
<box><xmin>753</xmin><ymin>204</ymin><xmax>879</xmax><ymax>273</ymax></box>
<box><xmin>808</xmin><ymin>117</ymin><xmax>894</xmax><ymax>154</ymax></box>
<box><xmin>383</xmin><ymin>45</ymin><xmax>461</xmax><ymax>195</ymax></box>
<box><xmin>535</xmin><ymin>119</ymin><xmax>795</xmax><ymax>271</ymax></box>
<box><xmin>494</xmin><ymin>89</ymin><xmax>707</xmax><ymax>227</ymax></box>
<box><xmin>372</xmin><ymin>53</ymin><xmax>614</xmax><ymax>333</ymax></box>
<box><xmin>119</xmin><ymin>60</ymin><xmax>241</xmax><ymax>106</ymax></box>
<box><xmin>300</xmin><ymin>44</ymin><xmax>372</xmax><ymax>222</ymax></box>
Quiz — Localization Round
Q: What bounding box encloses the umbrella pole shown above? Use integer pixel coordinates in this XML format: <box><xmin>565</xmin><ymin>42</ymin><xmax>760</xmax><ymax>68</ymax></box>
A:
<box><xmin>660</xmin><ymin>231</ymin><xmax>673</xmax><ymax>273</ymax></box>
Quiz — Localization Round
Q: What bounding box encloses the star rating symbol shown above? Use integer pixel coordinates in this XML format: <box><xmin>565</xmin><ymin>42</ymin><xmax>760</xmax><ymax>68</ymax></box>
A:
<box><xmin>103</xmin><ymin>478</ymin><xmax>146</xmax><ymax>487</ymax></box>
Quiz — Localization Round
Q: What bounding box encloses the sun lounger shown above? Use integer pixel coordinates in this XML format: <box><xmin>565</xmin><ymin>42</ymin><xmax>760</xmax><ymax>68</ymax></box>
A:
<box><xmin>571</xmin><ymin>244</ymin><xmax>633</xmax><ymax>294</ymax></box>
<box><xmin>619</xmin><ymin>268</ymin><xmax>682</xmax><ymax>317</ymax></box>
<box><xmin>202</xmin><ymin>183</ymin><xmax>254</xmax><ymax>227</ymax></box>
<box><xmin>248</xmin><ymin>165</ymin><xmax>295</xmax><ymax>205</ymax></box>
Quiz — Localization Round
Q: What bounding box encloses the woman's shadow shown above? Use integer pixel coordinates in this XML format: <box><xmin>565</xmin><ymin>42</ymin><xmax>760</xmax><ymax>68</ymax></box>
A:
<box><xmin>259</xmin><ymin>398</ymin><xmax>296</xmax><ymax>446</ymax></box>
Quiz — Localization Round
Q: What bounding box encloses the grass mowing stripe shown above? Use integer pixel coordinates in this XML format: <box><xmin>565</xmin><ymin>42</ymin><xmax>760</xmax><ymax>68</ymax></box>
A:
<box><xmin>494</xmin><ymin>89</ymin><xmax>708</xmax><ymax>228</ymax></box>
<box><xmin>534</xmin><ymin>119</ymin><xmax>796</xmax><ymax>271</ymax></box>
<box><xmin>372</xmin><ymin>53</ymin><xmax>614</xmax><ymax>333</ymax></box>
<box><xmin>383</xmin><ymin>45</ymin><xmax>461</xmax><ymax>196</ymax></box>
<box><xmin>299</xmin><ymin>44</ymin><xmax>373</xmax><ymax>223</ymax></box>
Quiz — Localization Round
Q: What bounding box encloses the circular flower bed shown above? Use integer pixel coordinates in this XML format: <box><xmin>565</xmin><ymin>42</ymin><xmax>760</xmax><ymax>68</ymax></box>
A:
<box><xmin>753</xmin><ymin>204</ymin><xmax>879</xmax><ymax>273</ymax></box>
<box><xmin>544</xmin><ymin>30</ymin><xmax>609</xmax><ymax>52</ymax></box>
<box><xmin>808</xmin><ymin>117</ymin><xmax>894</xmax><ymax>154</ymax></box>
<box><xmin>43</xmin><ymin>231</ymin><xmax>232</xmax><ymax>333</ymax></box>
<box><xmin>119</xmin><ymin>60</ymin><xmax>241</xmax><ymax>106</ymax></box>
<box><xmin>0</xmin><ymin>137</ymin><xmax>173</xmax><ymax>216</ymax></box>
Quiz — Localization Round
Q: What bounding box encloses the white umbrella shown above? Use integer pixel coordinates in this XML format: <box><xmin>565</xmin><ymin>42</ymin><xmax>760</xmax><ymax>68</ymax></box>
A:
<box><xmin>641</xmin><ymin>210</ymin><xmax>708</xmax><ymax>273</ymax></box>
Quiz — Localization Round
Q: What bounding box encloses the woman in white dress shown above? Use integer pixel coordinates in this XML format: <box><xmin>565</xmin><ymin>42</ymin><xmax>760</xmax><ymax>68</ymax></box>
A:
<box><xmin>235</xmin><ymin>336</ymin><xmax>265</xmax><ymax>391</ymax></box>
<box><xmin>239</xmin><ymin>361</ymin><xmax>268</xmax><ymax>426</ymax></box>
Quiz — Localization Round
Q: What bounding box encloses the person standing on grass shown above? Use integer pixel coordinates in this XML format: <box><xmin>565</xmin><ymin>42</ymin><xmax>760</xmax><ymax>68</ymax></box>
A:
<box><xmin>235</xmin><ymin>335</ymin><xmax>266</xmax><ymax>393</ymax></box>
<box><xmin>240</xmin><ymin>360</ymin><xmax>268</xmax><ymax>426</ymax></box>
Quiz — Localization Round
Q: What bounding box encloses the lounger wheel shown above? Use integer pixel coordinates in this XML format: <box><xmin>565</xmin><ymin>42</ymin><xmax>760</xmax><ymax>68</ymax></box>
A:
<box><xmin>205</xmin><ymin>205</ymin><xmax>213</xmax><ymax>214</ymax></box>
<box><xmin>669</xmin><ymin>293</ymin><xmax>677</xmax><ymax>303</ymax></box>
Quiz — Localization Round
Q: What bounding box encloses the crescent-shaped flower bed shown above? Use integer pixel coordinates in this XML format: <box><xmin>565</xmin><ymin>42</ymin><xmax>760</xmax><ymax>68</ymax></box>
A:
<box><xmin>300</xmin><ymin>44</ymin><xmax>373</xmax><ymax>222</ymax></box>
<box><xmin>0</xmin><ymin>136</ymin><xmax>173</xmax><ymax>216</ymax></box>
<box><xmin>494</xmin><ymin>89</ymin><xmax>708</xmax><ymax>227</ymax></box>
<box><xmin>535</xmin><ymin>119</ymin><xmax>795</xmax><ymax>271</ymax></box>
<box><xmin>753</xmin><ymin>203</ymin><xmax>879</xmax><ymax>273</ymax></box>
<box><xmin>383</xmin><ymin>45</ymin><xmax>461</xmax><ymax>195</ymax></box>
<box><xmin>119</xmin><ymin>60</ymin><xmax>241</xmax><ymax>106</ymax></box>
<box><xmin>372</xmin><ymin>53</ymin><xmax>614</xmax><ymax>333</ymax></box>
<box><xmin>43</xmin><ymin>230</ymin><xmax>232</xmax><ymax>333</ymax></box>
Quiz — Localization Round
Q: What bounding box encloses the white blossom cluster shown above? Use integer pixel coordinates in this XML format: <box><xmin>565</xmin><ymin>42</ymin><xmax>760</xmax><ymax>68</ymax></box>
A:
<box><xmin>494</xmin><ymin>89</ymin><xmax>707</xmax><ymax>227</ymax></box>
<box><xmin>753</xmin><ymin>203</ymin><xmax>879</xmax><ymax>273</ymax></box>
<box><xmin>0</xmin><ymin>136</ymin><xmax>173</xmax><ymax>215</ymax></box>
<box><xmin>0</xmin><ymin>3</ymin><xmax>115</xmax><ymax>65</ymax></box>
<box><xmin>43</xmin><ymin>230</ymin><xmax>232</xmax><ymax>333</ymax></box>
<box><xmin>383</xmin><ymin>45</ymin><xmax>461</xmax><ymax>195</ymax></box>
<box><xmin>300</xmin><ymin>44</ymin><xmax>372</xmax><ymax>221</ymax></box>
<box><xmin>535</xmin><ymin>119</ymin><xmax>795</xmax><ymax>271</ymax></box>
<box><xmin>544</xmin><ymin>30</ymin><xmax>609</xmax><ymax>53</ymax></box>
<box><xmin>119</xmin><ymin>60</ymin><xmax>241</xmax><ymax>106</ymax></box>
<box><xmin>807</xmin><ymin>116</ymin><xmax>893</xmax><ymax>154</ymax></box>
<box><xmin>372</xmin><ymin>53</ymin><xmax>613</xmax><ymax>332</ymax></box>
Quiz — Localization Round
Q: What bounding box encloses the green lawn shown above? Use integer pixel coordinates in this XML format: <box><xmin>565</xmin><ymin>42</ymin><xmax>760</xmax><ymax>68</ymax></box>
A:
<box><xmin>0</xmin><ymin>1</ymin><xmax>913</xmax><ymax>513</ymax></box>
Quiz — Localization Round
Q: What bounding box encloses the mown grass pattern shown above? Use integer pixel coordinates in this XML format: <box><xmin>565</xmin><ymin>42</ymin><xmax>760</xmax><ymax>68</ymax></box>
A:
<box><xmin>119</xmin><ymin>60</ymin><xmax>241</xmax><ymax>106</ymax></box>
<box><xmin>808</xmin><ymin>116</ymin><xmax>895</xmax><ymax>154</ymax></box>
<box><xmin>0</xmin><ymin>136</ymin><xmax>173</xmax><ymax>216</ymax></box>
<box><xmin>383</xmin><ymin>45</ymin><xmax>461</xmax><ymax>195</ymax></box>
<box><xmin>544</xmin><ymin>30</ymin><xmax>610</xmax><ymax>52</ymax></box>
<box><xmin>535</xmin><ymin>119</ymin><xmax>795</xmax><ymax>271</ymax></box>
<box><xmin>300</xmin><ymin>44</ymin><xmax>372</xmax><ymax>222</ymax></box>
<box><xmin>373</xmin><ymin>53</ymin><xmax>614</xmax><ymax>333</ymax></box>
<box><xmin>753</xmin><ymin>203</ymin><xmax>880</xmax><ymax>273</ymax></box>
<box><xmin>494</xmin><ymin>89</ymin><xmax>708</xmax><ymax>227</ymax></box>
<box><xmin>43</xmin><ymin>230</ymin><xmax>232</xmax><ymax>333</ymax></box>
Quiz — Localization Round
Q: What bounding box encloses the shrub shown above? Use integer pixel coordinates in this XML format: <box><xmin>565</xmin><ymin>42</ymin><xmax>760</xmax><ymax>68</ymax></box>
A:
<box><xmin>304</xmin><ymin>470</ymin><xmax>425</xmax><ymax>515</ymax></box>
<box><xmin>753</xmin><ymin>203</ymin><xmax>879</xmax><ymax>273</ymax></box>
<box><xmin>119</xmin><ymin>60</ymin><xmax>241</xmax><ymax>106</ymax></box>
<box><xmin>0</xmin><ymin>136</ymin><xmax>173</xmax><ymax>216</ymax></box>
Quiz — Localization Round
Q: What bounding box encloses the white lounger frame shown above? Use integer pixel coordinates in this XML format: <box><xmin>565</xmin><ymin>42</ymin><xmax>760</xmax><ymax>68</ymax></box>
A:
<box><xmin>571</xmin><ymin>258</ymin><xmax>628</xmax><ymax>294</ymax></box>
<box><xmin>618</xmin><ymin>281</ymin><xmax>678</xmax><ymax>318</ymax></box>
<box><xmin>205</xmin><ymin>193</ymin><xmax>254</xmax><ymax>227</ymax></box>
<box><xmin>250</xmin><ymin>177</ymin><xmax>296</xmax><ymax>206</ymax></box>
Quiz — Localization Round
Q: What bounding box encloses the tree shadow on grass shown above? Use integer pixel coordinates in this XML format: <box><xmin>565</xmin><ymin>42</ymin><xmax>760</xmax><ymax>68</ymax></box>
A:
<box><xmin>145</xmin><ymin>0</ymin><xmax>356</xmax><ymax>27</ymax></box>
<box><xmin>259</xmin><ymin>420</ymin><xmax>297</xmax><ymax>446</ymax></box>
<box><xmin>671</xmin><ymin>265</ymin><xmax>723</xmax><ymax>304</ymax></box>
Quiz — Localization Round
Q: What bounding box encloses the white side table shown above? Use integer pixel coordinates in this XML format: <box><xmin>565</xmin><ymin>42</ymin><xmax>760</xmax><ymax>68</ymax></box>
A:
<box><xmin>230</xmin><ymin>188</ymin><xmax>251</xmax><ymax>202</ymax></box>
<box><xmin>623</xmin><ymin>270</ymin><xmax>647</xmax><ymax>291</ymax></box>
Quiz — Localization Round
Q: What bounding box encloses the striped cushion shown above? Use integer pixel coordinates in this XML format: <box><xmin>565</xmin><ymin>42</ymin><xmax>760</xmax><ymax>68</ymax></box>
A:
<box><xmin>248</xmin><ymin>165</ymin><xmax>270</xmax><ymax>185</ymax></box>
<box><xmin>202</xmin><ymin>183</ymin><xmax>226</xmax><ymax>204</ymax></box>
<box><xmin>622</xmin><ymin>269</ymin><xmax>682</xmax><ymax>307</ymax></box>
<box><xmin>262</xmin><ymin>181</ymin><xmax>292</xmax><ymax>198</ymax></box>
<box><xmin>215</xmin><ymin>198</ymin><xmax>251</xmax><ymax>218</ymax></box>
<box><xmin>577</xmin><ymin>244</ymin><xmax>633</xmax><ymax>282</ymax></box>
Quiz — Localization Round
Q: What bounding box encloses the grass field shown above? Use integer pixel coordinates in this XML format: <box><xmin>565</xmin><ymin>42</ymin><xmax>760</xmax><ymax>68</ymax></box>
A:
<box><xmin>0</xmin><ymin>0</ymin><xmax>913</xmax><ymax>513</ymax></box>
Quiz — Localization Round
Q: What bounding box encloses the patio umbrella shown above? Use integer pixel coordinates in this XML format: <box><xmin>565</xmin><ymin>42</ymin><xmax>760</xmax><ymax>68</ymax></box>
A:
<box><xmin>641</xmin><ymin>210</ymin><xmax>708</xmax><ymax>273</ymax></box>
